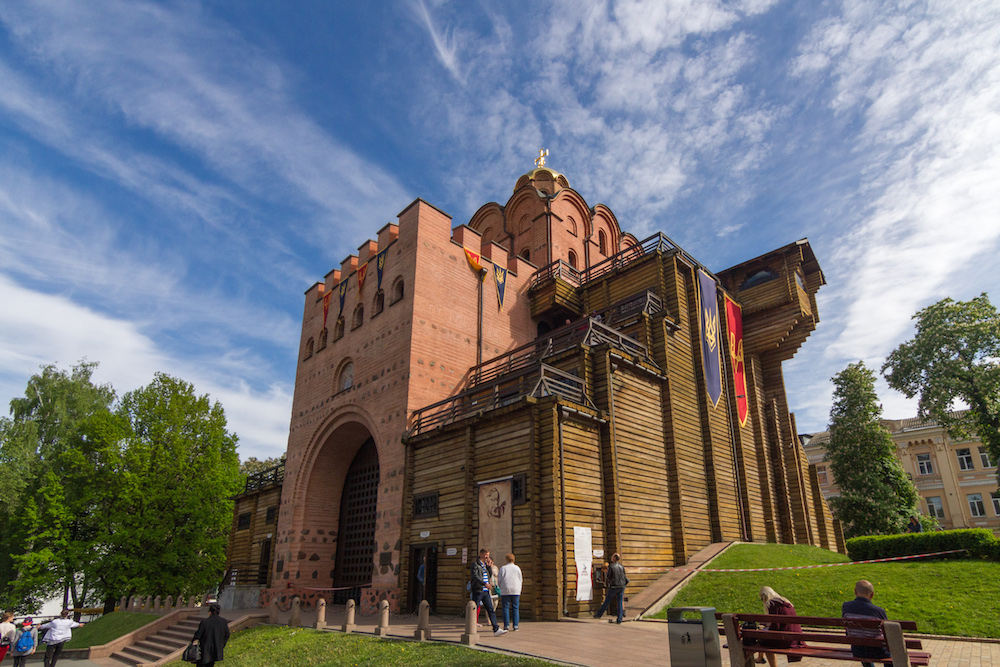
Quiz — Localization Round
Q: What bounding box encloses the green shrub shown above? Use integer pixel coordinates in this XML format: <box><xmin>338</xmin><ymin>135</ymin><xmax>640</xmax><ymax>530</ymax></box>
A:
<box><xmin>846</xmin><ymin>528</ymin><xmax>997</xmax><ymax>561</ymax></box>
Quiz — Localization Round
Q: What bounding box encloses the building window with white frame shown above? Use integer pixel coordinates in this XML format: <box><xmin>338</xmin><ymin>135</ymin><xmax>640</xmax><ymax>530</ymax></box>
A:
<box><xmin>968</xmin><ymin>493</ymin><xmax>986</xmax><ymax>517</ymax></box>
<box><xmin>956</xmin><ymin>448</ymin><xmax>974</xmax><ymax>471</ymax></box>
<box><xmin>916</xmin><ymin>453</ymin><xmax>933</xmax><ymax>475</ymax></box>
<box><xmin>926</xmin><ymin>496</ymin><xmax>945</xmax><ymax>519</ymax></box>
<box><xmin>993</xmin><ymin>492</ymin><xmax>1000</xmax><ymax>516</ymax></box>
<box><xmin>980</xmin><ymin>447</ymin><xmax>995</xmax><ymax>468</ymax></box>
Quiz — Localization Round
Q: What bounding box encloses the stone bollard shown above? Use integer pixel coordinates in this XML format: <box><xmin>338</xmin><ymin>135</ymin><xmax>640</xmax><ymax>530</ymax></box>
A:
<box><xmin>165</xmin><ymin>595</ymin><xmax>173</xmax><ymax>612</ymax></box>
<box><xmin>176</xmin><ymin>595</ymin><xmax>185</xmax><ymax>610</ymax></box>
<box><xmin>414</xmin><ymin>600</ymin><xmax>431</xmax><ymax>641</ymax></box>
<box><xmin>290</xmin><ymin>597</ymin><xmax>302</xmax><ymax>627</ymax></box>
<box><xmin>342</xmin><ymin>599</ymin><xmax>356</xmax><ymax>634</ymax></box>
<box><xmin>154</xmin><ymin>595</ymin><xmax>162</xmax><ymax>613</ymax></box>
<box><xmin>145</xmin><ymin>595</ymin><xmax>153</xmax><ymax>611</ymax></box>
<box><xmin>315</xmin><ymin>598</ymin><xmax>326</xmax><ymax>630</ymax></box>
<box><xmin>375</xmin><ymin>599</ymin><xmax>390</xmax><ymax>637</ymax></box>
<box><xmin>268</xmin><ymin>597</ymin><xmax>279</xmax><ymax>624</ymax></box>
<box><xmin>189</xmin><ymin>595</ymin><xmax>199</xmax><ymax>608</ymax></box>
<box><xmin>129</xmin><ymin>595</ymin><xmax>138</xmax><ymax>611</ymax></box>
<box><xmin>119</xmin><ymin>596</ymin><xmax>127</xmax><ymax>612</ymax></box>
<box><xmin>460</xmin><ymin>600</ymin><xmax>478</xmax><ymax>646</ymax></box>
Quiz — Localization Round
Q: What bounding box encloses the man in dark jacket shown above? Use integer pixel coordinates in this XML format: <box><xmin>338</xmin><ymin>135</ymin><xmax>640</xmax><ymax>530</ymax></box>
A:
<box><xmin>842</xmin><ymin>580</ymin><xmax>890</xmax><ymax>667</ymax></box>
<box><xmin>192</xmin><ymin>603</ymin><xmax>230</xmax><ymax>667</ymax></box>
<box><xmin>470</xmin><ymin>549</ymin><xmax>506</xmax><ymax>636</ymax></box>
<box><xmin>594</xmin><ymin>553</ymin><xmax>627</xmax><ymax>624</ymax></box>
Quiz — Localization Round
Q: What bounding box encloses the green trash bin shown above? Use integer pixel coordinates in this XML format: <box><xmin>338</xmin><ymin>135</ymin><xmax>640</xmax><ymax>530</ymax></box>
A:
<box><xmin>666</xmin><ymin>606</ymin><xmax>722</xmax><ymax>667</ymax></box>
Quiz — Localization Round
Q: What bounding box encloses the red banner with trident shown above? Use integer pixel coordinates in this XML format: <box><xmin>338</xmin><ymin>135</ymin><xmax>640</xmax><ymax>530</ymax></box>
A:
<box><xmin>724</xmin><ymin>294</ymin><xmax>749</xmax><ymax>427</ymax></box>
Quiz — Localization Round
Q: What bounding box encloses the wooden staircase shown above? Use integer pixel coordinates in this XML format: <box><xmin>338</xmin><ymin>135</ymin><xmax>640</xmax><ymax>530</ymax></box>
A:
<box><xmin>109</xmin><ymin>615</ymin><xmax>201</xmax><ymax>666</ymax></box>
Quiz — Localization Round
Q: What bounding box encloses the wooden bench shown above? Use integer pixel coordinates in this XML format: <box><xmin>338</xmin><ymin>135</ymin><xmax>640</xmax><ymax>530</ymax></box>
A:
<box><xmin>718</xmin><ymin>613</ymin><xmax>931</xmax><ymax>667</ymax></box>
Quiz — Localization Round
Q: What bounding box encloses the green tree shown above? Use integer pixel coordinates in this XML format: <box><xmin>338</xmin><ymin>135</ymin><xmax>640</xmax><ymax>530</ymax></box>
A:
<box><xmin>101</xmin><ymin>373</ymin><xmax>243</xmax><ymax>600</ymax></box>
<box><xmin>826</xmin><ymin>362</ymin><xmax>920</xmax><ymax>538</ymax></box>
<box><xmin>240</xmin><ymin>455</ymin><xmax>285</xmax><ymax>477</ymax></box>
<box><xmin>0</xmin><ymin>362</ymin><xmax>116</xmax><ymax>612</ymax></box>
<box><xmin>882</xmin><ymin>293</ymin><xmax>1000</xmax><ymax>484</ymax></box>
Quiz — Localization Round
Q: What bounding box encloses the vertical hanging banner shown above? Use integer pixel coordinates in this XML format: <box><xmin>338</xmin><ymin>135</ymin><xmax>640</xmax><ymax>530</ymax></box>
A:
<box><xmin>478</xmin><ymin>479</ymin><xmax>512</xmax><ymax>563</ymax></box>
<box><xmin>464</xmin><ymin>247</ymin><xmax>484</xmax><ymax>274</ymax></box>
<box><xmin>697</xmin><ymin>269</ymin><xmax>723</xmax><ymax>407</ymax></box>
<box><xmin>322</xmin><ymin>291</ymin><xmax>332</xmax><ymax>329</ymax></box>
<box><xmin>376</xmin><ymin>248</ymin><xmax>388</xmax><ymax>290</ymax></box>
<box><xmin>338</xmin><ymin>280</ymin><xmax>348</xmax><ymax>315</ymax></box>
<box><xmin>494</xmin><ymin>265</ymin><xmax>508</xmax><ymax>310</ymax></box>
<box><xmin>574</xmin><ymin>526</ymin><xmax>593</xmax><ymax>602</ymax></box>
<box><xmin>724</xmin><ymin>294</ymin><xmax>749</xmax><ymax>427</ymax></box>
<box><xmin>357</xmin><ymin>262</ymin><xmax>368</xmax><ymax>293</ymax></box>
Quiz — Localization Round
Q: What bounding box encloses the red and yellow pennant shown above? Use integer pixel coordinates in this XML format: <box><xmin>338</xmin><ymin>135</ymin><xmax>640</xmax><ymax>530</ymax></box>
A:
<box><xmin>464</xmin><ymin>247</ymin><xmax>483</xmax><ymax>273</ymax></box>
<box><xmin>322</xmin><ymin>291</ymin><xmax>332</xmax><ymax>329</ymax></box>
<box><xmin>357</xmin><ymin>262</ymin><xmax>368</xmax><ymax>292</ymax></box>
<box><xmin>724</xmin><ymin>294</ymin><xmax>749</xmax><ymax>427</ymax></box>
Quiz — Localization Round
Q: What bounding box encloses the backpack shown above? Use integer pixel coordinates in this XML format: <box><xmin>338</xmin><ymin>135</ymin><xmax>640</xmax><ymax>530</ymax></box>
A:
<box><xmin>15</xmin><ymin>628</ymin><xmax>33</xmax><ymax>652</ymax></box>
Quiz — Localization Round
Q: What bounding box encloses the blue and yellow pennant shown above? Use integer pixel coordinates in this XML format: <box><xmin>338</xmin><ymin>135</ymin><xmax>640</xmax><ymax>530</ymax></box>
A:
<box><xmin>697</xmin><ymin>269</ymin><xmax>723</xmax><ymax>407</ymax></box>
<box><xmin>494</xmin><ymin>265</ymin><xmax>508</xmax><ymax>310</ymax></box>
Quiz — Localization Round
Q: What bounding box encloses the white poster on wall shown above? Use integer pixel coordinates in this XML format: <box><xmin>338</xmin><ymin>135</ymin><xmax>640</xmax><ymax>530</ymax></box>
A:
<box><xmin>574</xmin><ymin>526</ymin><xmax>593</xmax><ymax>602</ymax></box>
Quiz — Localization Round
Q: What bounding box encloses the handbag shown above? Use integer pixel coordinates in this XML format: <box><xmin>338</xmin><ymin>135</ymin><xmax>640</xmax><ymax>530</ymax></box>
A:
<box><xmin>741</xmin><ymin>620</ymin><xmax>759</xmax><ymax>647</ymax></box>
<box><xmin>182</xmin><ymin>642</ymin><xmax>201</xmax><ymax>663</ymax></box>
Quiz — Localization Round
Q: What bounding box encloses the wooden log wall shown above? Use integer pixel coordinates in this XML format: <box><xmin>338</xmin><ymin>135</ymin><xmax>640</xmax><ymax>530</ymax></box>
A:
<box><xmin>228</xmin><ymin>487</ymin><xmax>281</xmax><ymax>570</ymax></box>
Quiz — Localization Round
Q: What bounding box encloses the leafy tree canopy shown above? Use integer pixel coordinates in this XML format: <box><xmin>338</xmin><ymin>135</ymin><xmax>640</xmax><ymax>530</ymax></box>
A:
<box><xmin>0</xmin><ymin>362</ymin><xmax>242</xmax><ymax>613</ymax></box>
<box><xmin>826</xmin><ymin>362</ymin><xmax>920</xmax><ymax>538</ymax></box>
<box><xmin>882</xmin><ymin>293</ymin><xmax>1000</xmax><ymax>484</ymax></box>
<box><xmin>240</xmin><ymin>455</ymin><xmax>285</xmax><ymax>477</ymax></box>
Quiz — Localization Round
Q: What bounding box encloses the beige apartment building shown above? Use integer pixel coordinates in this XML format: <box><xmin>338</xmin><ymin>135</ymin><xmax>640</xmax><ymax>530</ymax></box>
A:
<box><xmin>802</xmin><ymin>412</ymin><xmax>1000</xmax><ymax>535</ymax></box>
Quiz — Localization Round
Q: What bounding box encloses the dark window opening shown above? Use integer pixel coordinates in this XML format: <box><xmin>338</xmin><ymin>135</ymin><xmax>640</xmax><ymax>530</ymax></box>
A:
<box><xmin>237</xmin><ymin>512</ymin><xmax>251</xmax><ymax>530</ymax></box>
<box><xmin>740</xmin><ymin>268</ymin><xmax>779</xmax><ymax>290</ymax></box>
<box><xmin>265</xmin><ymin>506</ymin><xmax>278</xmax><ymax>524</ymax></box>
<box><xmin>512</xmin><ymin>473</ymin><xmax>527</xmax><ymax>505</ymax></box>
<box><xmin>414</xmin><ymin>492</ymin><xmax>439</xmax><ymax>518</ymax></box>
<box><xmin>391</xmin><ymin>278</ymin><xmax>405</xmax><ymax>304</ymax></box>
<box><xmin>373</xmin><ymin>290</ymin><xmax>385</xmax><ymax>316</ymax></box>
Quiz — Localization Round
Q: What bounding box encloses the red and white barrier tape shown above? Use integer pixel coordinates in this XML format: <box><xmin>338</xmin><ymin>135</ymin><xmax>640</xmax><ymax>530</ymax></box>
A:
<box><xmin>664</xmin><ymin>549</ymin><xmax>969</xmax><ymax>573</ymax></box>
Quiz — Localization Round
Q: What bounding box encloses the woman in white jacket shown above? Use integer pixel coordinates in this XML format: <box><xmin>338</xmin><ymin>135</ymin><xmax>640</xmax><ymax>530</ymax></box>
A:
<box><xmin>497</xmin><ymin>553</ymin><xmax>523</xmax><ymax>632</ymax></box>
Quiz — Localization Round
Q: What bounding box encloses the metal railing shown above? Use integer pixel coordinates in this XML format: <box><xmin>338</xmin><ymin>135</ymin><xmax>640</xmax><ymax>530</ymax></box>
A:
<box><xmin>408</xmin><ymin>363</ymin><xmax>594</xmax><ymax>437</ymax></box>
<box><xmin>243</xmin><ymin>462</ymin><xmax>285</xmax><ymax>493</ymax></box>
<box><xmin>530</xmin><ymin>231</ymin><xmax>718</xmax><ymax>291</ymax></box>
<box><xmin>222</xmin><ymin>562</ymin><xmax>270</xmax><ymax>587</ymax></box>
<box><xmin>473</xmin><ymin>317</ymin><xmax>653</xmax><ymax>388</ymax></box>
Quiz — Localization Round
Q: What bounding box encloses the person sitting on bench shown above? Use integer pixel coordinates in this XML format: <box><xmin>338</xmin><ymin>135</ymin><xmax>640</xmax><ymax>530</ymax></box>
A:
<box><xmin>756</xmin><ymin>586</ymin><xmax>804</xmax><ymax>665</ymax></box>
<box><xmin>842</xmin><ymin>580</ymin><xmax>891</xmax><ymax>667</ymax></box>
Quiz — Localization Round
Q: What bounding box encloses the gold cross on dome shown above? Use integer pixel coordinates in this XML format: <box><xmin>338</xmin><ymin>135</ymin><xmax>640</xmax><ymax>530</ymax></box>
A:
<box><xmin>535</xmin><ymin>148</ymin><xmax>548</xmax><ymax>168</ymax></box>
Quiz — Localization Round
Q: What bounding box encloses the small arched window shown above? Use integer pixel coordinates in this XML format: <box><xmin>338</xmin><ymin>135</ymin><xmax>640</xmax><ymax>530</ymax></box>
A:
<box><xmin>567</xmin><ymin>217</ymin><xmax>577</xmax><ymax>236</ymax></box>
<box><xmin>598</xmin><ymin>230</ymin><xmax>608</xmax><ymax>256</ymax></box>
<box><xmin>318</xmin><ymin>328</ymin><xmax>328</xmax><ymax>350</ymax></box>
<box><xmin>567</xmin><ymin>250</ymin><xmax>578</xmax><ymax>269</ymax></box>
<box><xmin>352</xmin><ymin>304</ymin><xmax>364</xmax><ymax>329</ymax></box>
<box><xmin>481</xmin><ymin>227</ymin><xmax>492</xmax><ymax>244</ymax></box>
<box><xmin>373</xmin><ymin>290</ymin><xmax>385</xmax><ymax>316</ymax></box>
<box><xmin>391</xmin><ymin>277</ymin><xmax>405</xmax><ymax>304</ymax></box>
<box><xmin>334</xmin><ymin>317</ymin><xmax>345</xmax><ymax>341</ymax></box>
<box><xmin>519</xmin><ymin>247</ymin><xmax>530</xmax><ymax>262</ymax></box>
<box><xmin>303</xmin><ymin>337</ymin><xmax>314</xmax><ymax>360</ymax></box>
<box><xmin>338</xmin><ymin>361</ymin><xmax>354</xmax><ymax>392</ymax></box>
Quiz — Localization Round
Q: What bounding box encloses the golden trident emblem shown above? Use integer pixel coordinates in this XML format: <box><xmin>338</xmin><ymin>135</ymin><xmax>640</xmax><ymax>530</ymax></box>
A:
<box><xmin>535</xmin><ymin>148</ymin><xmax>548</xmax><ymax>168</ymax></box>
<box><xmin>703</xmin><ymin>306</ymin><xmax>718</xmax><ymax>352</ymax></box>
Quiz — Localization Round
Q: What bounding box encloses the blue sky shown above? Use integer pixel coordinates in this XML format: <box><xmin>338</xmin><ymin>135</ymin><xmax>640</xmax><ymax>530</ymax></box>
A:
<box><xmin>1</xmin><ymin>0</ymin><xmax>998</xmax><ymax>460</ymax></box>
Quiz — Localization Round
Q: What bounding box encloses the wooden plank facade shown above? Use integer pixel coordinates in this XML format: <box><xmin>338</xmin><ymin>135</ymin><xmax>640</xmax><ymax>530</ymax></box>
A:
<box><xmin>254</xmin><ymin>162</ymin><xmax>842</xmax><ymax>618</ymax></box>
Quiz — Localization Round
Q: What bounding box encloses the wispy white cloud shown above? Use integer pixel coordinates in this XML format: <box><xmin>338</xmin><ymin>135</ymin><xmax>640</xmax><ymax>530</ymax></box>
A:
<box><xmin>0</xmin><ymin>274</ymin><xmax>290</xmax><ymax>458</ymax></box>
<box><xmin>413</xmin><ymin>0</ymin><xmax>465</xmax><ymax>83</ymax></box>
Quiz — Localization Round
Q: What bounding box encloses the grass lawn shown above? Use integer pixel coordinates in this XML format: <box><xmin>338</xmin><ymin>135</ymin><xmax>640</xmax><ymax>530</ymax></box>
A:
<box><xmin>64</xmin><ymin>611</ymin><xmax>160</xmax><ymax>649</ymax></box>
<box><xmin>164</xmin><ymin>625</ymin><xmax>558</xmax><ymax>667</ymax></box>
<box><xmin>650</xmin><ymin>543</ymin><xmax>1000</xmax><ymax>638</ymax></box>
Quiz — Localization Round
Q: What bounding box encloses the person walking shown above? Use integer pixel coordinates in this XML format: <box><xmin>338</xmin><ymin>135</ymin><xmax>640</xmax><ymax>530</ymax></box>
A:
<box><xmin>593</xmin><ymin>552</ymin><xmax>627</xmax><ymax>624</ymax></box>
<box><xmin>498</xmin><ymin>553</ymin><xmax>523</xmax><ymax>631</ymax></box>
<box><xmin>470</xmin><ymin>549</ymin><xmax>506</xmax><ymax>636</ymax></box>
<box><xmin>9</xmin><ymin>618</ymin><xmax>37</xmax><ymax>667</ymax></box>
<box><xmin>0</xmin><ymin>613</ymin><xmax>16</xmax><ymax>664</ymax></box>
<box><xmin>842</xmin><ymin>580</ymin><xmax>891</xmax><ymax>667</ymax></box>
<box><xmin>39</xmin><ymin>609</ymin><xmax>85</xmax><ymax>667</ymax></box>
<box><xmin>192</xmin><ymin>603</ymin><xmax>230</xmax><ymax>667</ymax></box>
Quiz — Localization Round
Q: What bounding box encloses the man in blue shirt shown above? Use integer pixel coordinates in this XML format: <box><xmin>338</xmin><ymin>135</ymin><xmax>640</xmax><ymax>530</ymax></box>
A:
<box><xmin>842</xmin><ymin>580</ymin><xmax>890</xmax><ymax>667</ymax></box>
